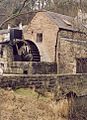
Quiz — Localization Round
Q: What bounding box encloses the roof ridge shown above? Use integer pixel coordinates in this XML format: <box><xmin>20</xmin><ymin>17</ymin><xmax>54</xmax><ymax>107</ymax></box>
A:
<box><xmin>44</xmin><ymin>11</ymin><xmax>77</xmax><ymax>31</ymax></box>
<box><xmin>46</xmin><ymin>11</ymin><xmax>73</xmax><ymax>18</ymax></box>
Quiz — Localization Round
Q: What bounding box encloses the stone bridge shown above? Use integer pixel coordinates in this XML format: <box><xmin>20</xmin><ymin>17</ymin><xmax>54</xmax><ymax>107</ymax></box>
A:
<box><xmin>0</xmin><ymin>74</ymin><xmax>87</xmax><ymax>96</ymax></box>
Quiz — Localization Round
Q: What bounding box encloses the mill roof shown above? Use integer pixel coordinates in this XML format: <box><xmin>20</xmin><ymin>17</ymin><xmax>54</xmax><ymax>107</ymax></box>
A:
<box><xmin>44</xmin><ymin>11</ymin><xmax>77</xmax><ymax>31</ymax></box>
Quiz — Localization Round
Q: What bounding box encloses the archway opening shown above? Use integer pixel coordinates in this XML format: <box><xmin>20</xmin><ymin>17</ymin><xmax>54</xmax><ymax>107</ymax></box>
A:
<box><xmin>66</xmin><ymin>91</ymin><xmax>77</xmax><ymax>99</ymax></box>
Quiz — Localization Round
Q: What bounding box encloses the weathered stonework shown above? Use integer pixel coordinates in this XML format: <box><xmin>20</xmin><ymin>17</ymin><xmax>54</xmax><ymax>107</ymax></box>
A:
<box><xmin>58</xmin><ymin>30</ymin><xmax>87</xmax><ymax>74</ymax></box>
<box><xmin>23</xmin><ymin>11</ymin><xmax>87</xmax><ymax>74</ymax></box>
<box><xmin>4</xmin><ymin>62</ymin><xmax>57</xmax><ymax>74</ymax></box>
<box><xmin>0</xmin><ymin>11</ymin><xmax>87</xmax><ymax>74</ymax></box>
<box><xmin>0</xmin><ymin>45</ymin><xmax>13</xmax><ymax>71</ymax></box>
<box><xmin>0</xmin><ymin>74</ymin><xmax>87</xmax><ymax>96</ymax></box>
<box><xmin>24</xmin><ymin>12</ymin><xmax>58</xmax><ymax>62</ymax></box>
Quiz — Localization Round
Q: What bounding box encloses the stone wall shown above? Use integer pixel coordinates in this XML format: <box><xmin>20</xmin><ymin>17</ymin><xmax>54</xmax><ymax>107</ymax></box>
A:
<box><xmin>4</xmin><ymin>62</ymin><xmax>57</xmax><ymax>74</ymax></box>
<box><xmin>60</xmin><ymin>30</ymin><xmax>87</xmax><ymax>40</ymax></box>
<box><xmin>0</xmin><ymin>74</ymin><xmax>86</xmax><ymax>120</ymax></box>
<box><xmin>24</xmin><ymin>12</ymin><xmax>58</xmax><ymax>62</ymax></box>
<box><xmin>23</xmin><ymin>12</ymin><xmax>87</xmax><ymax>74</ymax></box>
<box><xmin>58</xmin><ymin>30</ymin><xmax>87</xmax><ymax>74</ymax></box>
<box><xmin>0</xmin><ymin>44</ymin><xmax>13</xmax><ymax>71</ymax></box>
<box><xmin>0</xmin><ymin>74</ymin><xmax>87</xmax><ymax>96</ymax></box>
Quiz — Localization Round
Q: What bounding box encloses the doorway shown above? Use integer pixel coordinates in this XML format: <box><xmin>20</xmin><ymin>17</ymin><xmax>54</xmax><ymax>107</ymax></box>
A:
<box><xmin>76</xmin><ymin>58</ymin><xmax>87</xmax><ymax>73</ymax></box>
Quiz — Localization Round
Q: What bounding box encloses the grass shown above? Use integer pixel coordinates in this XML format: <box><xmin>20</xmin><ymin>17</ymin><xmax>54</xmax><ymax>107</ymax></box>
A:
<box><xmin>14</xmin><ymin>88</ymin><xmax>38</xmax><ymax>97</ymax></box>
<box><xmin>14</xmin><ymin>88</ymin><xmax>52</xmax><ymax>102</ymax></box>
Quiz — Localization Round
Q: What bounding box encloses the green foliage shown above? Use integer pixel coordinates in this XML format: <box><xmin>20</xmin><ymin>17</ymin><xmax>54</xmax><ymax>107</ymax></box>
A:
<box><xmin>14</xmin><ymin>88</ymin><xmax>38</xmax><ymax>97</ymax></box>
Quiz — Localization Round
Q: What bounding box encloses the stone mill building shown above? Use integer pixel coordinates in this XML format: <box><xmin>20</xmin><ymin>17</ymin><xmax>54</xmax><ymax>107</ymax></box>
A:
<box><xmin>24</xmin><ymin>10</ymin><xmax>87</xmax><ymax>74</ymax></box>
<box><xmin>0</xmin><ymin>10</ymin><xmax>87</xmax><ymax>74</ymax></box>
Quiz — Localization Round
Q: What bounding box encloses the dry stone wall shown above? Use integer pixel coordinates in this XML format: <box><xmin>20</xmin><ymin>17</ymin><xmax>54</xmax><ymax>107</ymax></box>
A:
<box><xmin>0</xmin><ymin>74</ymin><xmax>87</xmax><ymax>96</ymax></box>
<box><xmin>4</xmin><ymin>62</ymin><xmax>57</xmax><ymax>74</ymax></box>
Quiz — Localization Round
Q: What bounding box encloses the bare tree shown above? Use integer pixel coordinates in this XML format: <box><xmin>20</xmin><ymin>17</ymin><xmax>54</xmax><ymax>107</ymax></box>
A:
<box><xmin>0</xmin><ymin>0</ymin><xmax>87</xmax><ymax>28</ymax></box>
<box><xmin>0</xmin><ymin>0</ymin><xmax>30</xmax><ymax>28</ymax></box>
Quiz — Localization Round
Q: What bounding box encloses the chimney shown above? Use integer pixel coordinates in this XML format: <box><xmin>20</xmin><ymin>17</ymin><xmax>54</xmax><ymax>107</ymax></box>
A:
<box><xmin>78</xmin><ymin>9</ymin><xmax>82</xmax><ymax>17</ymax></box>
<box><xmin>8</xmin><ymin>24</ymin><xmax>11</xmax><ymax>30</ymax></box>
<box><xmin>19</xmin><ymin>22</ymin><xmax>23</xmax><ymax>30</ymax></box>
<box><xmin>77</xmin><ymin>9</ymin><xmax>83</xmax><ymax>24</ymax></box>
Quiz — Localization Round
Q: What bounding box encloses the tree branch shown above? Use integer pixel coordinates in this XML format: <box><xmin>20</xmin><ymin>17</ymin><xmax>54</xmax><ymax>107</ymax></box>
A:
<box><xmin>0</xmin><ymin>10</ymin><xmax>39</xmax><ymax>28</ymax></box>
<box><xmin>0</xmin><ymin>0</ymin><xmax>30</xmax><ymax>28</ymax></box>
<box><xmin>17</xmin><ymin>0</ymin><xmax>29</xmax><ymax>14</ymax></box>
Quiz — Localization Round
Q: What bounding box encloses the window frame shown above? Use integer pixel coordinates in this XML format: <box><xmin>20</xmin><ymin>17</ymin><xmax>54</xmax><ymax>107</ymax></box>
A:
<box><xmin>36</xmin><ymin>33</ymin><xmax>43</xmax><ymax>42</ymax></box>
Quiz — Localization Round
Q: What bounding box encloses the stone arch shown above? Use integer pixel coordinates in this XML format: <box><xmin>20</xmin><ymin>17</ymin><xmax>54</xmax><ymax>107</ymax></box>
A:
<box><xmin>66</xmin><ymin>91</ymin><xmax>77</xmax><ymax>99</ymax></box>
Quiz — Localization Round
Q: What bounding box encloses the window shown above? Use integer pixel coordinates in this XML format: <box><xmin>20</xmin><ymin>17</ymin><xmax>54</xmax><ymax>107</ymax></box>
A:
<box><xmin>36</xmin><ymin>33</ymin><xmax>43</xmax><ymax>42</ymax></box>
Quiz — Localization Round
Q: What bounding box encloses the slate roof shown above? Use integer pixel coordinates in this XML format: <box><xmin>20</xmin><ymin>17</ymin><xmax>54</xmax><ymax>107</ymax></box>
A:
<box><xmin>0</xmin><ymin>11</ymin><xmax>86</xmax><ymax>34</ymax></box>
<box><xmin>45</xmin><ymin>11</ymin><xmax>78</xmax><ymax>31</ymax></box>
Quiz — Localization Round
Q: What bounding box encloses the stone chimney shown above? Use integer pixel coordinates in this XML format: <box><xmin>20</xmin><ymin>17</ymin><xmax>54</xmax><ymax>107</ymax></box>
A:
<box><xmin>4</xmin><ymin>24</ymin><xmax>11</xmax><ymax>41</ymax></box>
<box><xmin>76</xmin><ymin>9</ymin><xmax>83</xmax><ymax>29</ymax></box>
<box><xmin>19</xmin><ymin>22</ymin><xmax>23</xmax><ymax>30</ymax></box>
<box><xmin>78</xmin><ymin>9</ymin><xmax>82</xmax><ymax>17</ymax></box>
<box><xmin>8</xmin><ymin>24</ymin><xmax>11</xmax><ymax>30</ymax></box>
